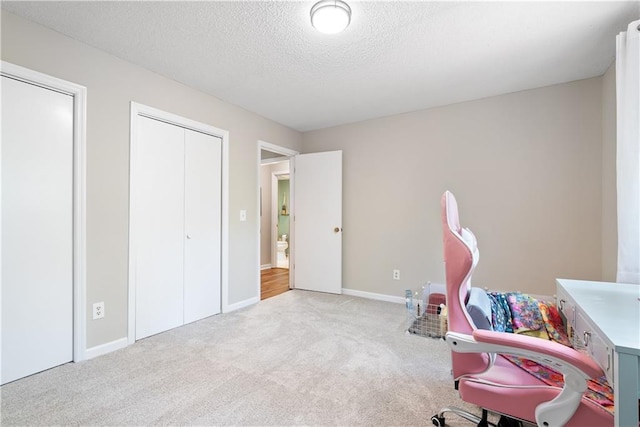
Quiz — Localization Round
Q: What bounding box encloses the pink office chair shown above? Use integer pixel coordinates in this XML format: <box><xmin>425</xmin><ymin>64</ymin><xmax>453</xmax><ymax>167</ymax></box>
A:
<box><xmin>432</xmin><ymin>191</ymin><xmax>613</xmax><ymax>427</ymax></box>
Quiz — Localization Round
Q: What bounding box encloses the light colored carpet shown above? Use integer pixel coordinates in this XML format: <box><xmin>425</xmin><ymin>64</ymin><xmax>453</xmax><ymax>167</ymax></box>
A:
<box><xmin>1</xmin><ymin>290</ymin><xmax>490</xmax><ymax>426</ymax></box>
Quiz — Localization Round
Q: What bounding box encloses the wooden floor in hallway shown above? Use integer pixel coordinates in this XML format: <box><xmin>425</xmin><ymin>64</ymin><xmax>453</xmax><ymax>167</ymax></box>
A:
<box><xmin>261</xmin><ymin>268</ymin><xmax>290</xmax><ymax>300</ymax></box>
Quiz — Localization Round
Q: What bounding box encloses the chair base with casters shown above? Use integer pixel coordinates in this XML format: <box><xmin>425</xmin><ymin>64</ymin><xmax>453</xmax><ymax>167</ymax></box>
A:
<box><xmin>431</xmin><ymin>407</ymin><xmax>524</xmax><ymax>427</ymax></box>
<box><xmin>435</xmin><ymin>191</ymin><xmax>613</xmax><ymax>427</ymax></box>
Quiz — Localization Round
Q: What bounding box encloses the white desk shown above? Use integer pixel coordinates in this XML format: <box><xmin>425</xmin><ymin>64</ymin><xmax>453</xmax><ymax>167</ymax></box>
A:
<box><xmin>556</xmin><ymin>279</ymin><xmax>640</xmax><ymax>427</ymax></box>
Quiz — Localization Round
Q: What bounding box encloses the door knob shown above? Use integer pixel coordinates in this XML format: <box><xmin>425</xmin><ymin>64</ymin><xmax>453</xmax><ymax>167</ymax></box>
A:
<box><xmin>186</xmin><ymin>234</ymin><xmax>192</xmax><ymax>239</ymax></box>
<box><xmin>334</xmin><ymin>227</ymin><xmax>342</xmax><ymax>233</ymax></box>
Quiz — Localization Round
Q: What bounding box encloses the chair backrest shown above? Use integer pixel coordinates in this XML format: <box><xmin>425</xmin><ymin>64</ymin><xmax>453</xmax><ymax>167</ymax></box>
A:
<box><xmin>441</xmin><ymin>191</ymin><xmax>490</xmax><ymax>377</ymax></box>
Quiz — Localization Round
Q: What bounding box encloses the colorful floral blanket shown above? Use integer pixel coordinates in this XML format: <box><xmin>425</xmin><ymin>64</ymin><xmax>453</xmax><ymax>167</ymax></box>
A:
<box><xmin>486</xmin><ymin>292</ymin><xmax>615</xmax><ymax>414</ymax></box>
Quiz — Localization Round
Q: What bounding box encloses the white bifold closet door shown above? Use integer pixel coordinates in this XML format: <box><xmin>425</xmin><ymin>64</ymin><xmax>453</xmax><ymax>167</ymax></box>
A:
<box><xmin>1</xmin><ymin>76</ymin><xmax>73</xmax><ymax>384</ymax></box>
<box><xmin>183</xmin><ymin>130</ymin><xmax>222</xmax><ymax>323</ymax></box>
<box><xmin>134</xmin><ymin>116</ymin><xmax>221</xmax><ymax>340</ymax></box>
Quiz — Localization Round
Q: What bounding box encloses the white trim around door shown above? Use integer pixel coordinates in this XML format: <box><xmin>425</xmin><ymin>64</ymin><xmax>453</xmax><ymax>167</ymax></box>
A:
<box><xmin>128</xmin><ymin>102</ymin><xmax>229</xmax><ymax>344</ymax></box>
<box><xmin>257</xmin><ymin>141</ymin><xmax>299</xmax><ymax>296</ymax></box>
<box><xmin>1</xmin><ymin>61</ymin><xmax>87</xmax><ymax>362</ymax></box>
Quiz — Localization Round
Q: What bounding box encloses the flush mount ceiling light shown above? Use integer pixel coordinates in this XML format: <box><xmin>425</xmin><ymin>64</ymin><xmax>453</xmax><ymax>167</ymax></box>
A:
<box><xmin>310</xmin><ymin>0</ymin><xmax>352</xmax><ymax>34</ymax></box>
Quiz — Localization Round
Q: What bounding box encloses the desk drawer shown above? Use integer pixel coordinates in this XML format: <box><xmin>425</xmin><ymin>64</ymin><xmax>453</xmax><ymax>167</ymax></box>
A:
<box><xmin>589</xmin><ymin>331</ymin><xmax>614</xmax><ymax>386</ymax></box>
<box><xmin>557</xmin><ymin>290</ymin><xmax>576</xmax><ymax>331</ymax></box>
<box><xmin>556</xmin><ymin>286</ymin><xmax>615</xmax><ymax>386</ymax></box>
<box><xmin>576</xmin><ymin>311</ymin><xmax>614</xmax><ymax>386</ymax></box>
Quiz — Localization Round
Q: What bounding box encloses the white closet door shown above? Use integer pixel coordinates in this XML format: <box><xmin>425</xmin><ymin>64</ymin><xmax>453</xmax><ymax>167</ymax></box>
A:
<box><xmin>183</xmin><ymin>129</ymin><xmax>222</xmax><ymax>323</ymax></box>
<box><xmin>1</xmin><ymin>76</ymin><xmax>73</xmax><ymax>384</ymax></box>
<box><xmin>135</xmin><ymin>116</ymin><xmax>185</xmax><ymax>340</ymax></box>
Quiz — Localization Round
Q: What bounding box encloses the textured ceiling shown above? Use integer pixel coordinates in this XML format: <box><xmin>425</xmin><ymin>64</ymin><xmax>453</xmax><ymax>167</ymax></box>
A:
<box><xmin>3</xmin><ymin>1</ymin><xmax>639</xmax><ymax>131</ymax></box>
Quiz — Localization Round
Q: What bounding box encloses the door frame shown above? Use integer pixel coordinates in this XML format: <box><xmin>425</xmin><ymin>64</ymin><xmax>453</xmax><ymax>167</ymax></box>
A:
<box><xmin>257</xmin><ymin>141</ymin><xmax>299</xmax><ymax>295</ymax></box>
<box><xmin>1</xmin><ymin>61</ymin><xmax>87</xmax><ymax>361</ymax></box>
<box><xmin>128</xmin><ymin>102</ymin><xmax>229</xmax><ymax>344</ymax></box>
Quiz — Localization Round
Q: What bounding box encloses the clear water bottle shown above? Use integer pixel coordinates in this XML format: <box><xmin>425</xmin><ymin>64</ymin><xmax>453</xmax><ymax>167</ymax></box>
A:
<box><xmin>405</xmin><ymin>289</ymin><xmax>413</xmax><ymax>312</ymax></box>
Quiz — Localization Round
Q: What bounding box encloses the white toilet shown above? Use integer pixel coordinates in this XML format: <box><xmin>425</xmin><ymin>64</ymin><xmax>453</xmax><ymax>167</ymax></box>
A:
<box><xmin>276</xmin><ymin>236</ymin><xmax>289</xmax><ymax>268</ymax></box>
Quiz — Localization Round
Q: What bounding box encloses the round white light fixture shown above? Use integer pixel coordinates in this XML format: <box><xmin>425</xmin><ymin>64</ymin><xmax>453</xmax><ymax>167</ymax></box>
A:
<box><xmin>310</xmin><ymin>0</ymin><xmax>351</xmax><ymax>34</ymax></box>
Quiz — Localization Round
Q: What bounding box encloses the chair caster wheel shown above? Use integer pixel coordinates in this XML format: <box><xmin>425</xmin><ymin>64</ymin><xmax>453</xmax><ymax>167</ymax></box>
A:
<box><xmin>431</xmin><ymin>415</ymin><xmax>445</xmax><ymax>426</ymax></box>
<box><xmin>497</xmin><ymin>416</ymin><xmax>523</xmax><ymax>427</ymax></box>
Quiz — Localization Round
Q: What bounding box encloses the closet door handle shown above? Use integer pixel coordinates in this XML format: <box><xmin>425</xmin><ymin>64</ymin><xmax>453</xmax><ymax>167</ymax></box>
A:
<box><xmin>186</xmin><ymin>234</ymin><xmax>192</xmax><ymax>240</ymax></box>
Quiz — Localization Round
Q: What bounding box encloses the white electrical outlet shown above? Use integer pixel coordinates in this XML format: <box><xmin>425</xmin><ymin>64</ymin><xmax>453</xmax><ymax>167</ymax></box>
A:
<box><xmin>393</xmin><ymin>269</ymin><xmax>400</xmax><ymax>280</ymax></box>
<box><xmin>93</xmin><ymin>302</ymin><xmax>105</xmax><ymax>320</ymax></box>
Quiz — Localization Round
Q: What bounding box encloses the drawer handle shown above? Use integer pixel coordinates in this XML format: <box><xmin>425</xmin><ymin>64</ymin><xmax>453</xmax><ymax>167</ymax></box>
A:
<box><xmin>583</xmin><ymin>331</ymin><xmax>591</xmax><ymax>347</ymax></box>
<box><xmin>559</xmin><ymin>299</ymin><xmax>565</xmax><ymax>310</ymax></box>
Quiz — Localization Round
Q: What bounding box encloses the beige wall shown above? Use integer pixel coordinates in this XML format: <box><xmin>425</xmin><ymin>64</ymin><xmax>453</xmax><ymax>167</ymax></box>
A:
<box><xmin>601</xmin><ymin>63</ymin><xmax>618</xmax><ymax>281</ymax></box>
<box><xmin>2</xmin><ymin>9</ymin><xmax>617</xmax><ymax>351</ymax></box>
<box><xmin>1</xmin><ymin>12</ymin><xmax>302</xmax><ymax>348</ymax></box>
<box><xmin>303</xmin><ymin>78</ymin><xmax>604</xmax><ymax>297</ymax></box>
<box><xmin>260</xmin><ymin>161</ymin><xmax>290</xmax><ymax>266</ymax></box>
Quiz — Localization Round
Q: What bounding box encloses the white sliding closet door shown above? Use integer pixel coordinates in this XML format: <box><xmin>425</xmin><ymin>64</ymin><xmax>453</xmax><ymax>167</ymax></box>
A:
<box><xmin>133</xmin><ymin>115</ymin><xmax>222</xmax><ymax>340</ymax></box>
<box><xmin>1</xmin><ymin>76</ymin><xmax>73</xmax><ymax>384</ymax></box>
<box><xmin>135</xmin><ymin>116</ymin><xmax>185</xmax><ymax>339</ymax></box>
<box><xmin>184</xmin><ymin>129</ymin><xmax>222</xmax><ymax>323</ymax></box>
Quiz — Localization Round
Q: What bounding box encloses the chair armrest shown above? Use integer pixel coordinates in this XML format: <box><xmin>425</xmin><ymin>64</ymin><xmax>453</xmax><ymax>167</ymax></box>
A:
<box><xmin>472</xmin><ymin>329</ymin><xmax>603</xmax><ymax>379</ymax></box>
<box><xmin>445</xmin><ymin>330</ymin><xmax>606</xmax><ymax>427</ymax></box>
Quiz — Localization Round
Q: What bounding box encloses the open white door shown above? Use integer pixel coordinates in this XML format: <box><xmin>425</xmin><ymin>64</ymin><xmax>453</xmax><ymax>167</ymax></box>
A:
<box><xmin>293</xmin><ymin>151</ymin><xmax>342</xmax><ymax>294</ymax></box>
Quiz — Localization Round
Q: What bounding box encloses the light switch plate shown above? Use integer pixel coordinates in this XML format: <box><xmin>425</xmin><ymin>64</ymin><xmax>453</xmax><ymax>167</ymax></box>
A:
<box><xmin>240</xmin><ymin>209</ymin><xmax>247</xmax><ymax>221</ymax></box>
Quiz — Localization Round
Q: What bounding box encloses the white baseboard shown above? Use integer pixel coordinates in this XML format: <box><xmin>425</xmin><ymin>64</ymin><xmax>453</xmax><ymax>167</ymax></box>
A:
<box><xmin>223</xmin><ymin>296</ymin><xmax>260</xmax><ymax>313</ymax></box>
<box><xmin>260</xmin><ymin>264</ymin><xmax>272</xmax><ymax>270</ymax></box>
<box><xmin>85</xmin><ymin>337</ymin><xmax>129</xmax><ymax>360</ymax></box>
<box><xmin>342</xmin><ymin>288</ymin><xmax>405</xmax><ymax>304</ymax></box>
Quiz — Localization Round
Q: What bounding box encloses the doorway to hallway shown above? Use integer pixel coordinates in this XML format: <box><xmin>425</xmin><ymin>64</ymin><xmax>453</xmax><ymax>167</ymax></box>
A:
<box><xmin>258</xmin><ymin>141</ymin><xmax>298</xmax><ymax>300</ymax></box>
<box><xmin>256</xmin><ymin>140</ymin><xmax>343</xmax><ymax>300</ymax></box>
